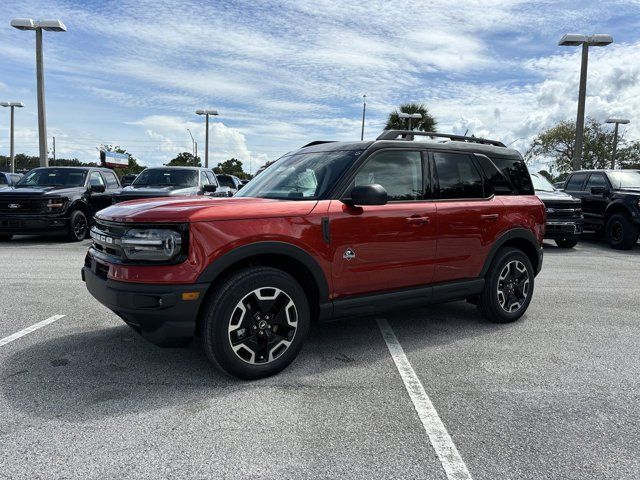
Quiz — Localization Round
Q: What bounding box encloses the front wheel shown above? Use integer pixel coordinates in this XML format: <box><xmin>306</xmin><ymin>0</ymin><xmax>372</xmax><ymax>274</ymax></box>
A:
<box><xmin>555</xmin><ymin>236</ymin><xmax>578</xmax><ymax>248</ymax></box>
<box><xmin>606</xmin><ymin>213</ymin><xmax>639</xmax><ymax>250</ymax></box>
<box><xmin>201</xmin><ymin>267</ymin><xmax>310</xmax><ymax>380</ymax></box>
<box><xmin>66</xmin><ymin>210</ymin><xmax>88</xmax><ymax>242</ymax></box>
<box><xmin>479</xmin><ymin>247</ymin><xmax>534</xmax><ymax>323</ymax></box>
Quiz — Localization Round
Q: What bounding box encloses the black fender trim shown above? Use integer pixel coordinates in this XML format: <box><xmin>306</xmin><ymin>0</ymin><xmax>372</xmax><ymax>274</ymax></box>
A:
<box><xmin>196</xmin><ymin>241</ymin><xmax>330</xmax><ymax>302</ymax></box>
<box><xmin>479</xmin><ymin>228</ymin><xmax>543</xmax><ymax>277</ymax></box>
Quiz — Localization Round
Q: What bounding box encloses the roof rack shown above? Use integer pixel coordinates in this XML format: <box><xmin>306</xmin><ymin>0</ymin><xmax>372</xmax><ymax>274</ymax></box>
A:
<box><xmin>301</xmin><ymin>140</ymin><xmax>337</xmax><ymax>148</ymax></box>
<box><xmin>376</xmin><ymin>130</ymin><xmax>506</xmax><ymax>147</ymax></box>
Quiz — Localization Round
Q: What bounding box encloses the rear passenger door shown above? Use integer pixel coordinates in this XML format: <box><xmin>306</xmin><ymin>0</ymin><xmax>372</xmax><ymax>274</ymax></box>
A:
<box><xmin>431</xmin><ymin>151</ymin><xmax>504</xmax><ymax>283</ymax></box>
<box><xmin>582</xmin><ymin>172</ymin><xmax>610</xmax><ymax>225</ymax></box>
<box><xmin>563</xmin><ymin>172</ymin><xmax>590</xmax><ymax>218</ymax></box>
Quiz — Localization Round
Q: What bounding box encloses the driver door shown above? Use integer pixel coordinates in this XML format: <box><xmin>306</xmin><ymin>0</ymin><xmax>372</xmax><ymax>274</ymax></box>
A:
<box><xmin>86</xmin><ymin>171</ymin><xmax>111</xmax><ymax>214</ymax></box>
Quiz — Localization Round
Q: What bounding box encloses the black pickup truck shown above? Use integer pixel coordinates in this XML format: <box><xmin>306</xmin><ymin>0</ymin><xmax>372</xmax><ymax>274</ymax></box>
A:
<box><xmin>562</xmin><ymin>169</ymin><xmax>640</xmax><ymax>249</ymax></box>
<box><xmin>0</xmin><ymin>166</ymin><xmax>121</xmax><ymax>241</ymax></box>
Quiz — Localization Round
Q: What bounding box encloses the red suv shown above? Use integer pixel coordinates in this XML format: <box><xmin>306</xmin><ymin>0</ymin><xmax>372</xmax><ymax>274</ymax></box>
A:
<box><xmin>83</xmin><ymin>131</ymin><xmax>545</xmax><ymax>379</ymax></box>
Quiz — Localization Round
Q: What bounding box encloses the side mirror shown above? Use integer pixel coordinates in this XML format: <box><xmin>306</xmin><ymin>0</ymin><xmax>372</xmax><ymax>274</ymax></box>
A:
<box><xmin>90</xmin><ymin>184</ymin><xmax>106</xmax><ymax>193</ymax></box>
<box><xmin>346</xmin><ymin>184</ymin><xmax>388</xmax><ymax>206</ymax></box>
<box><xmin>203</xmin><ymin>184</ymin><xmax>217</xmax><ymax>193</ymax></box>
<box><xmin>590</xmin><ymin>186</ymin><xmax>606</xmax><ymax>195</ymax></box>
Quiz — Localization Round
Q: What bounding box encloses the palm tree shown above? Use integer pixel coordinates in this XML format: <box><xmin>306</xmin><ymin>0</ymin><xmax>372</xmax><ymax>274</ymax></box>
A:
<box><xmin>385</xmin><ymin>102</ymin><xmax>437</xmax><ymax>132</ymax></box>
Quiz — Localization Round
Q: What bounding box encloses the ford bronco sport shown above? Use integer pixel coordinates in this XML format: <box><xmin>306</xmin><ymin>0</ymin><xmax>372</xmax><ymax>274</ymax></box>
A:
<box><xmin>82</xmin><ymin>130</ymin><xmax>545</xmax><ymax>379</ymax></box>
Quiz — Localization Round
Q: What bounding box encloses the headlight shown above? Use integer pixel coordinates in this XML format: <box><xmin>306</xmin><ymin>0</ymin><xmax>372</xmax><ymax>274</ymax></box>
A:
<box><xmin>46</xmin><ymin>197</ymin><xmax>67</xmax><ymax>210</ymax></box>
<box><xmin>120</xmin><ymin>228</ymin><xmax>183</xmax><ymax>261</ymax></box>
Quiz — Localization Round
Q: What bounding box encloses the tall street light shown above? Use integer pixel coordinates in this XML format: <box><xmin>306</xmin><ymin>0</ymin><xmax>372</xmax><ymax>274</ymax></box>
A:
<box><xmin>11</xmin><ymin>18</ymin><xmax>66</xmax><ymax>168</ymax></box>
<box><xmin>398</xmin><ymin>112</ymin><xmax>422</xmax><ymax>131</ymax></box>
<box><xmin>195</xmin><ymin>109</ymin><xmax>219</xmax><ymax>168</ymax></box>
<box><xmin>360</xmin><ymin>95</ymin><xmax>367</xmax><ymax>141</ymax></box>
<box><xmin>187</xmin><ymin>128</ymin><xmax>197</xmax><ymax>159</ymax></box>
<box><xmin>605</xmin><ymin>117</ymin><xmax>630</xmax><ymax>169</ymax></box>
<box><xmin>559</xmin><ymin>33</ymin><xmax>613</xmax><ymax>171</ymax></box>
<box><xmin>0</xmin><ymin>102</ymin><xmax>25</xmax><ymax>173</ymax></box>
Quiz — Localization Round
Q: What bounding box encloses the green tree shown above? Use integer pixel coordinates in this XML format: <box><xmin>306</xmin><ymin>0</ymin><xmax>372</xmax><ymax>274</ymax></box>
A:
<box><xmin>215</xmin><ymin>158</ymin><xmax>248</xmax><ymax>178</ymax></box>
<box><xmin>166</xmin><ymin>152</ymin><xmax>201</xmax><ymax>167</ymax></box>
<box><xmin>385</xmin><ymin>102</ymin><xmax>437</xmax><ymax>132</ymax></box>
<box><xmin>255</xmin><ymin>160</ymin><xmax>277</xmax><ymax>176</ymax></box>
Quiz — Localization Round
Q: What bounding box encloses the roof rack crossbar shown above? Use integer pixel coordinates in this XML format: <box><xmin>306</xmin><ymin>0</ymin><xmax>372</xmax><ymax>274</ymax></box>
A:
<box><xmin>376</xmin><ymin>130</ymin><xmax>506</xmax><ymax>147</ymax></box>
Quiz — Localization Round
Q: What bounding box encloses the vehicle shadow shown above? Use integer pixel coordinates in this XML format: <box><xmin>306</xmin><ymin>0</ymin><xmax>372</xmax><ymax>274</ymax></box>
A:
<box><xmin>543</xmin><ymin>232</ymin><xmax>639</xmax><ymax>255</ymax></box>
<box><xmin>6</xmin><ymin>234</ymin><xmax>91</xmax><ymax>245</ymax></box>
<box><xmin>0</xmin><ymin>302</ymin><xmax>497</xmax><ymax>422</ymax></box>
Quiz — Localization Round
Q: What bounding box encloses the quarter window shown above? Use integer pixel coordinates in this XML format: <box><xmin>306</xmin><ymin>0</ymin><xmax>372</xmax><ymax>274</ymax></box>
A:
<box><xmin>565</xmin><ymin>173</ymin><xmax>588</xmax><ymax>191</ymax></box>
<box><xmin>354</xmin><ymin>151</ymin><xmax>422</xmax><ymax>201</ymax></box>
<box><xmin>434</xmin><ymin>152</ymin><xmax>484</xmax><ymax>199</ymax></box>
<box><xmin>205</xmin><ymin>171</ymin><xmax>217</xmax><ymax>185</ymax></box>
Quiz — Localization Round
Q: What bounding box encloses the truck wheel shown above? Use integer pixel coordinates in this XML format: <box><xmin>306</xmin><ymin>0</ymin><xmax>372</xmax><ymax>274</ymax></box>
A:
<box><xmin>555</xmin><ymin>236</ymin><xmax>578</xmax><ymax>248</ymax></box>
<box><xmin>606</xmin><ymin>213</ymin><xmax>639</xmax><ymax>250</ymax></box>
<box><xmin>0</xmin><ymin>234</ymin><xmax>12</xmax><ymax>241</ymax></box>
<box><xmin>201</xmin><ymin>267</ymin><xmax>310</xmax><ymax>380</ymax></box>
<box><xmin>479</xmin><ymin>247</ymin><xmax>534</xmax><ymax>324</ymax></box>
<box><xmin>67</xmin><ymin>210</ymin><xmax>88</xmax><ymax>242</ymax></box>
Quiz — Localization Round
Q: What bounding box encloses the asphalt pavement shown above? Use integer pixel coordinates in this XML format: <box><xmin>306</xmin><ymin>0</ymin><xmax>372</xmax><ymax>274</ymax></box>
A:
<box><xmin>1</xmin><ymin>234</ymin><xmax>638</xmax><ymax>479</ymax></box>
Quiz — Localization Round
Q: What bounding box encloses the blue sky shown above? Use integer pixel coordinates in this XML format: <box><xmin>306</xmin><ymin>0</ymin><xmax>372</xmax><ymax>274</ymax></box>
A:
<box><xmin>1</xmin><ymin>0</ymin><xmax>640</xmax><ymax>173</ymax></box>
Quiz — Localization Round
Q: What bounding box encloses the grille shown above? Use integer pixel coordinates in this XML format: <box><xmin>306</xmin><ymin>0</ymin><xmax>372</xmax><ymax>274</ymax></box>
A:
<box><xmin>90</xmin><ymin>219</ymin><xmax>128</xmax><ymax>261</ymax></box>
<box><xmin>545</xmin><ymin>203</ymin><xmax>582</xmax><ymax>220</ymax></box>
<box><xmin>0</xmin><ymin>198</ymin><xmax>46</xmax><ymax>214</ymax></box>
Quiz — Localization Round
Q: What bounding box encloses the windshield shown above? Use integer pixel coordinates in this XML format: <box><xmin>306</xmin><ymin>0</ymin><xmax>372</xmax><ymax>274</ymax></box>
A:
<box><xmin>608</xmin><ymin>171</ymin><xmax>640</xmax><ymax>189</ymax></box>
<box><xmin>132</xmin><ymin>168</ymin><xmax>198</xmax><ymax>187</ymax></box>
<box><xmin>236</xmin><ymin>150</ymin><xmax>361</xmax><ymax>200</ymax></box>
<box><xmin>217</xmin><ymin>175</ymin><xmax>236</xmax><ymax>188</ymax></box>
<box><xmin>530</xmin><ymin>173</ymin><xmax>555</xmax><ymax>192</ymax></box>
<box><xmin>16</xmin><ymin>168</ymin><xmax>87</xmax><ymax>188</ymax></box>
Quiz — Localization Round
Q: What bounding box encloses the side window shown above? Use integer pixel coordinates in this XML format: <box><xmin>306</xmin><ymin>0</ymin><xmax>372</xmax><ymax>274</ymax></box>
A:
<box><xmin>103</xmin><ymin>171</ymin><xmax>119</xmax><ymax>189</ymax></box>
<box><xmin>475</xmin><ymin>154</ymin><xmax>514</xmax><ymax>195</ymax></box>
<box><xmin>354</xmin><ymin>150</ymin><xmax>422</xmax><ymax>201</ymax></box>
<box><xmin>434</xmin><ymin>152</ymin><xmax>484</xmax><ymax>199</ymax></box>
<box><xmin>205</xmin><ymin>171</ymin><xmax>217</xmax><ymax>185</ymax></box>
<box><xmin>565</xmin><ymin>173</ymin><xmax>588</xmax><ymax>191</ymax></box>
<box><xmin>200</xmin><ymin>171</ymin><xmax>210</xmax><ymax>185</ymax></box>
<box><xmin>487</xmin><ymin>156</ymin><xmax>534</xmax><ymax>195</ymax></box>
<box><xmin>12</xmin><ymin>175</ymin><xmax>21</xmax><ymax>184</ymax></box>
<box><xmin>585</xmin><ymin>173</ymin><xmax>607</xmax><ymax>190</ymax></box>
<box><xmin>89</xmin><ymin>171</ymin><xmax>105</xmax><ymax>187</ymax></box>
<box><xmin>0</xmin><ymin>174</ymin><xmax>7</xmax><ymax>185</ymax></box>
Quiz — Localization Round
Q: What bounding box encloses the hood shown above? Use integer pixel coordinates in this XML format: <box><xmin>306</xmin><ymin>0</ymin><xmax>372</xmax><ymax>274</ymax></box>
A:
<box><xmin>614</xmin><ymin>187</ymin><xmax>640</xmax><ymax>195</ymax></box>
<box><xmin>120</xmin><ymin>185</ymin><xmax>198</xmax><ymax>197</ymax></box>
<box><xmin>535</xmin><ymin>189</ymin><xmax>580</xmax><ymax>204</ymax></box>
<box><xmin>96</xmin><ymin>196</ymin><xmax>319</xmax><ymax>223</ymax></box>
<box><xmin>0</xmin><ymin>186</ymin><xmax>82</xmax><ymax>197</ymax></box>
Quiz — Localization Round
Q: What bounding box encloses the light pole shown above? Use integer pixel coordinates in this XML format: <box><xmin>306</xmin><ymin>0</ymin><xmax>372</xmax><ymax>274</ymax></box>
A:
<box><xmin>559</xmin><ymin>33</ymin><xmax>613</xmax><ymax>171</ymax></box>
<box><xmin>360</xmin><ymin>95</ymin><xmax>366</xmax><ymax>141</ymax></box>
<box><xmin>187</xmin><ymin>128</ymin><xmax>196</xmax><ymax>157</ymax></box>
<box><xmin>11</xmin><ymin>18</ymin><xmax>66</xmax><ymax>168</ymax></box>
<box><xmin>605</xmin><ymin>117</ymin><xmax>630</xmax><ymax>169</ymax></box>
<box><xmin>0</xmin><ymin>102</ymin><xmax>25</xmax><ymax>173</ymax></box>
<box><xmin>398</xmin><ymin>112</ymin><xmax>422</xmax><ymax>131</ymax></box>
<box><xmin>195</xmin><ymin>109</ymin><xmax>219</xmax><ymax>168</ymax></box>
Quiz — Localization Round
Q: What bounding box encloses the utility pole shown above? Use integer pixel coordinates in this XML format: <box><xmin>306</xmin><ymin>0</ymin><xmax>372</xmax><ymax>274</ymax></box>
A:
<box><xmin>52</xmin><ymin>135</ymin><xmax>56</xmax><ymax>162</ymax></box>
<box><xmin>605</xmin><ymin>117</ymin><xmax>630</xmax><ymax>169</ymax></box>
<box><xmin>1</xmin><ymin>102</ymin><xmax>24</xmax><ymax>173</ymax></box>
<box><xmin>195</xmin><ymin>109</ymin><xmax>219</xmax><ymax>169</ymax></box>
<box><xmin>360</xmin><ymin>95</ymin><xmax>366</xmax><ymax>141</ymax></box>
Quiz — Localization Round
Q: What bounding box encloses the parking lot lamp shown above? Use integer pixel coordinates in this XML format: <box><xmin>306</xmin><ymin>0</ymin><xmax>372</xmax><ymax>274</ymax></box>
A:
<box><xmin>559</xmin><ymin>34</ymin><xmax>613</xmax><ymax>171</ymax></box>
<box><xmin>195</xmin><ymin>109</ymin><xmax>219</xmax><ymax>168</ymax></box>
<box><xmin>0</xmin><ymin>102</ymin><xmax>25</xmax><ymax>173</ymax></box>
<box><xmin>605</xmin><ymin>117</ymin><xmax>630</xmax><ymax>169</ymax></box>
<box><xmin>398</xmin><ymin>112</ymin><xmax>422</xmax><ymax>131</ymax></box>
<box><xmin>11</xmin><ymin>18</ymin><xmax>66</xmax><ymax>168</ymax></box>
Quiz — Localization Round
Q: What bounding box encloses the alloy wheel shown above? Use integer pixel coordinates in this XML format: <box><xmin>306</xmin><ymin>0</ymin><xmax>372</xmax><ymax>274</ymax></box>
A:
<box><xmin>227</xmin><ymin>287</ymin><xmax>298</xmax><ymax>365</ymax></box>
<box><xmin>74</xmin><ymin>214</ymin><xmax>88</xmax><ymax>239</ymax></box>
<box><xmin>497</xmin><ymin>260</ymin><xmax>530</xmax><ymax>313</ymax></box>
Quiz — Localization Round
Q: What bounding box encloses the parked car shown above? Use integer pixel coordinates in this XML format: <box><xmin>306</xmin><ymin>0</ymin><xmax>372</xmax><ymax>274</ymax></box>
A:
<box><xmin>0</xmin><ymin>172</ymin><xmax>23</xmax><ymax>189</ymax></box>
<box><xmin>553</xmin><ymin>181</ymin><xmax>565</xmax><ymax>189</ymax></box>
<box><xmin>82</xmin><ymin>130</ymin><xmax>545</xmax><ymax>379</ymax></box>
<box><xmin>120</xmin><ymin>174</ymin><xmax>138</xmax><ymax>187</ymax></box>
<box><xmin>215</xmin><ymin>174</ymin><xmax>243</xmax><ymax>196</ymax></box>
<box><xmin>530</xmin><ymin>172</ymin><xmax>583</xmax><ymax>248</ymax></box>
<box><xmin>563</xmin><ymin>169</ymin><xmax>640</xmax><ymax>249</ymax></box>
<box><xmin>115</xmin><ymin>167</ymin><xmax>223</xmax><ymax>202</ymax></box>
<box><xmin>0</xmin><ymin>166</ymin><xmax>121</xmax><ymax>241</ymax></box>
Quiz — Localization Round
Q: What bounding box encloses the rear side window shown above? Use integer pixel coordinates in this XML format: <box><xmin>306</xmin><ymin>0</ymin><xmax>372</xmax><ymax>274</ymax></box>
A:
<box><xmin>487</xmin><ymin>156</ymin><xmax>534</xmax><ymax>195</ymax></box>
<box><xmin>585</xmin><ymin>173</ymin><xmax>607</xmax><ymax>190</ymax></box>
<box><xmin>475</xmin><ymin>154</ymin><xmax>514</xmax><ymax>195</ymax></box>
<box><xmin>565</xmin><ymin>173</ymin><xmax>588</xmax><ymax>191</ymax></box>
<box><xmin>200</xmin><ymin>171</ymin><xmax>210</xmax><ymax>185</ymax></box>
<box><xmin>434</xmin><ymin>152</ymin><xmax>484</xmax><ymax>199</ymax></box>
<box><xmin>103</xmin><ymin>171</ymin><xmax>119</xmax><ymax>189</ymax></box>
<box><xmin>89</xmin><ymin>172</ymin><xmax>105</xmax><ymax>187</ymax></box>
<box><xmin>0</xmin><ymin>174</ymin><xmax>7</xmax><ymax>185</ymax></box>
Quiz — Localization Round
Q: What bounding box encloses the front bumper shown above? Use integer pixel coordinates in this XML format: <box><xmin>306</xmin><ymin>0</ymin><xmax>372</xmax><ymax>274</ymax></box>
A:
<box><xmin>544</xmin><ymin>219</ymin><xmax>583</xmax><ymax>239</ymax></box>
<box><xmin>82</xmin><ymin>262</ymin><xmax>209</xmax><ymax>347</ymax></box>
<box><xmin>0</xmin><ymin>214</ymin><xmax>69</xmax><ymax>235</ymax></box>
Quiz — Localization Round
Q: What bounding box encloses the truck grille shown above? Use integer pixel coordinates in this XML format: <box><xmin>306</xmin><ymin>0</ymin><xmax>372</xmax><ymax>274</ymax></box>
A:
<box><xmin>90</xmin><ymin>219</ymin><xmax>129</xmax><ymax>261</ymax></box>
<box><xmin>545</xmin><ymin>204</ymin><xmax>582</xmax><ymax>220</ymax></box>
<box><xmin>0</xmin><ymin>198</ymin><xmax>46</xmax><ymax>214</ymax></box>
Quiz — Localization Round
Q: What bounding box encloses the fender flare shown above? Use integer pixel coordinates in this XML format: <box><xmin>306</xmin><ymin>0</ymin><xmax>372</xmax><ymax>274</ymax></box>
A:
<box><xmin>196</xmin><ymin>241</ymin><xmax>330</xmax><ymax>302</ymax></box>
<box><xmin>479</xmin><ymin>228</ymin><xmax>541</xmax><ymax>277</ymax></box>
<box><xmin>604</xmin><ymin>200</ymin><xmax>633</xmax><ymax>219</ymax></box>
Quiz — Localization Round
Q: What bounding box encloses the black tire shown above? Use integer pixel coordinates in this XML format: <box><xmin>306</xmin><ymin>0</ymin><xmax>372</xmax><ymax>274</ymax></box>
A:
<box><xmin>67</xmin><ymin>210</ymin><xmax>89</xmax><ymax>242</ymax></box>
<box><xmin>479</xmin><ymin>247</ymin><xmax>534</xmax><ymax>323</ymax></box>
<box><xmin>555</xmin><ymin>236</ymin><xmax>578</xmax><ymax>248</ymax></box>
<box><xmin>201</xmin><ymin>267</ymin><xmax>310</xmax><ymax>380</ymax></box>
<box><xmin>0</xmin><ymin>234</ymin><xmax>12</xmax><ymax>241</ymax></box>
<box><xmin>605</xmin><ymin>213</ymin><xmax>639</xmax><ymax>250</ymax></box>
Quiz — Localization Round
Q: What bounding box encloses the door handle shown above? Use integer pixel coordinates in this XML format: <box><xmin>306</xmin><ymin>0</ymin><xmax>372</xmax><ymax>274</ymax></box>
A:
<box><xmin>481</xmin><ymin>213</ymin><xmax>499</xmax><ymax>221</ymax></box>
<box><xmin>406</xmin><ymin>215</ymin><xmax>430</xmax><ymax>225</ymax></box>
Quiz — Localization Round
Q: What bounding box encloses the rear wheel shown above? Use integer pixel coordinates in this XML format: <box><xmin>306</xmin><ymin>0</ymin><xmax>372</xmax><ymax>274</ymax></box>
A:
<box><xmin>555</xmin><ymin>236</ymin><xmax>578</xmax><ymax>248</ymax></box>
<box><xmin>201</xmin><ymin>267</ymin><xmax>310</xmax><ymax>380</ymax></box>
<box><xmin>66</xmin><ymin>210</ymin><xmax>88</xmax><ymax>242</ymax></box>
<box><xmin>0</xmin><ymin>234</ymin><xmax>12</xmax><ymax>241</ymax></box>
<box><xmin>606</xmin><ymin>213</ymin><xmax>639</xmax><ymax>250</ymax></box>
<box><xmin>479</xmin><ymin>247</ymin><xmax>534</xmax><ymax>323</ymax></box>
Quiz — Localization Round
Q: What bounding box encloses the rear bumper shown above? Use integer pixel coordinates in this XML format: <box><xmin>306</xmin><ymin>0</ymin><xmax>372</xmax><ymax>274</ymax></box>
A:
<box><xmin>82</xmin><ymin>264</ymin><xmax>209</xmax><ymax>347</ymax></box>
<box><xmin>0</xmin><ymin>214</ymin><xmax>69</xmax><ymax>235</ymax></box>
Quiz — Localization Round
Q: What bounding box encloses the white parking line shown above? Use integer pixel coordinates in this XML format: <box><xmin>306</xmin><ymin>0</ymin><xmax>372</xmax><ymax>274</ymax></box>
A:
<box><xmin>0</xmin><ymin>314</ymin><xmax>66</xmax><ymax>347</ymax></box>
<box><xmin>377</xmin><ymin>318</ymin><xmax>473</xmax><ymax>480</ymax></box>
